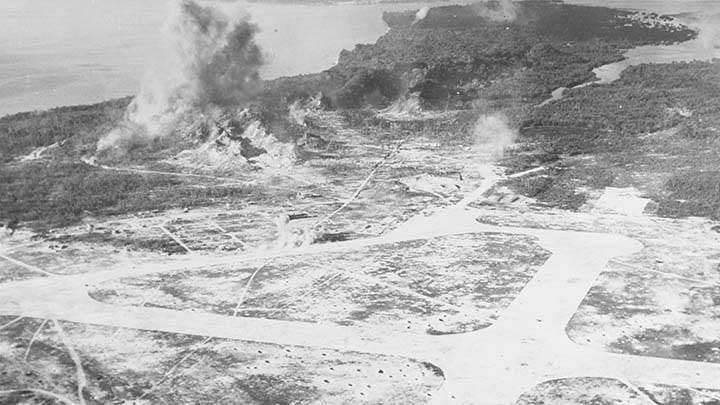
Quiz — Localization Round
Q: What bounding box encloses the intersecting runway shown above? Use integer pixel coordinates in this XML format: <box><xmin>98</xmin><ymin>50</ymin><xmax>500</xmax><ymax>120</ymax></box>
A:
<box><xmin>2</xmin><ymin>181</ymin><xmax>720</xmax><ymax>404</ymax></box>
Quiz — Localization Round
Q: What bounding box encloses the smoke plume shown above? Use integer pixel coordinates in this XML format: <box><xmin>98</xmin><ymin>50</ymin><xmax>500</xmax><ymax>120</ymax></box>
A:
<box><xmin>472</xmin><ymin>113</ymin><xmax>517</xmax><ymax>159</ymax></box>
<box><xmin>98</xmin><ymin>0</ymin><xmax>263</xmax><ymax>151</ymax></box>
<box><xmin>470</xmin><ymin>0</ymin><xmax>517</xmax><ymax>22</ymax></box>
<box><xmin>413</xmin><ymin>7</ymin><xmax>430</xmax><ymax>25</ymax></box>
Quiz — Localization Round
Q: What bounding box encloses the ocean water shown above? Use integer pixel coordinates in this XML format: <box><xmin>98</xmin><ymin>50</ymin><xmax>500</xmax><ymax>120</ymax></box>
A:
<box><xmin>1</xmin><ymin>0</ymin><xmax>719</xmax><ymax>117</ymax></box>
<box><xmin>0</xmin><ymin>0</ymin><xmax>433</xmax><ymax>116</ymax></box>
<box><xmin>571</xmin><ymin>0</ymin><xmax>720</xmax><ymax>83</ymax></box>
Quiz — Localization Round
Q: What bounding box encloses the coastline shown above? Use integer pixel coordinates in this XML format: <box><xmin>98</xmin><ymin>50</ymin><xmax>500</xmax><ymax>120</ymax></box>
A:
<box><xmin>2</xmin><ymin>2</ymin><xmax>720</xmax><ymax>403</ymax></box>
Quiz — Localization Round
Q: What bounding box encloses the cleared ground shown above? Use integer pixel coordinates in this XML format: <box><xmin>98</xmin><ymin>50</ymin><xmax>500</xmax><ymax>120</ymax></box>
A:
<box><xmin>88</xmin><ymin>232</ymin><xmax>550</xmax><ymax>335</ymax></box>
<box><xmin>517</xmin><ymin>377</ymin><xmax>720</xmax><ymax>404</ymax></box>
<box><xmin>1</xmin><ymin>107</ymin><xmax>720</xmax><ymax>405</ymax></box>
<box><xmin>0</xmin><ymin>316</ymin><xmax>443</xmax><ymax>404</ymax></box>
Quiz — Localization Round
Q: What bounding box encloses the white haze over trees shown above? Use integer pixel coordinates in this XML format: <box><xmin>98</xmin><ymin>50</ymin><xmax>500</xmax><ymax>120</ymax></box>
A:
<box><xmin>413</xmin><ymin>0</ymin><xmax>517</xmax><ymax>24</ymax></box>
<box><xmin>95</xmin><ymin>0</ymin><xmax>521</xmax><ymax>165</ymax></box>
<box><xmin>472</xmin><ymin>113</ymin><xmax>517</xmax><ymax>159</ymax></box>
<box><xmin>471</xmin><ymin>0</ymin><xmax>517</xmax><ymax>22</ymax></box>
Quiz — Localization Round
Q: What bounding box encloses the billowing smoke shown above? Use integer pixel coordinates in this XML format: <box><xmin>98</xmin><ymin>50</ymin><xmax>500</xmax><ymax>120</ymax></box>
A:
<box><xmin>414</xmin><ymin>1</ymin><xmax>516</xmax><ymax>25</ymax></box>
<box><xmin>472</xmin><ymin>113</ymin><xmax>517</xmax><ymax>159</ymax></box>
<box><xmin>379</xmin><ymin>93</ymin><xmax>424</xmax><ymax>119</ymax></box>
<box><xmin>470</xmin><ymin>0</ymin><xmax>517</xmax><ymax>22</ymax></box>
<box><xmin>687</xmin><ymin>12</ymin><xmax>720</xmax><ymax>50</ymax></box>
<box><xmin>413</xmin><ymin>7</ymin><xmax>430</xmax><ymax>25</ymax></box>
<box><xmin>98</xmin><ymin>0</ymin><xmax>263</xmax><ymax>151</ymax></box>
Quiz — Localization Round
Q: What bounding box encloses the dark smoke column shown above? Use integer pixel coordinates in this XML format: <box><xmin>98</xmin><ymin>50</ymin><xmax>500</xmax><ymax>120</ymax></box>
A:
<box><xmin>98</xmin><ymin>0</ymin><xmax>264</xmax><ymax>151</ymax></box>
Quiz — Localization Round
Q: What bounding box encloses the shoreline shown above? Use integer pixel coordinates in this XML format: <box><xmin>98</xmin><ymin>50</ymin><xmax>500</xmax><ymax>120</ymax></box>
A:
<box><xmin>2</xmin><ymin>0</ymin><xmax>708</xmax><ymax>118</ymax></box>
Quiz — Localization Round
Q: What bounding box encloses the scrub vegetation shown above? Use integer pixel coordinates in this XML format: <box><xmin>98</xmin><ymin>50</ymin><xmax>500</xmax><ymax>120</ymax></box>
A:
<box><xmin>0</xmin><ymin>1</ymin><xmax>698</xmax><ymax>230</ymax></box>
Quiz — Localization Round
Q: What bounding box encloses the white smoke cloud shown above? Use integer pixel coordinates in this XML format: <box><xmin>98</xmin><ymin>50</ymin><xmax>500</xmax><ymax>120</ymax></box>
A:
<box><xmin>98</xmin><ymin>0</ymin><xmax>263</xmax><ymax>151</ymax></box>
<box><xmin>471</xmin><ymin>0</ymin><xmax>517</xmax><ymax>22</ymax></box>
<box><xmin>472</xmin><ymin>112</ymin><xmax>517</xmax><ymax>159</ymax></box>
<box><xmin>413</xmin><ymin>7</ymin><xmax>430</xmax><ymax>25</ymax></box>
<box><xmin>687</xmin><ymin>12</ymin><xmax>720</xmax><ymax>50</ymax></box>
<box><xmin>413</xmin><ymin>1</ymin><xmax>516</xmax><ymax>26</ymax></box>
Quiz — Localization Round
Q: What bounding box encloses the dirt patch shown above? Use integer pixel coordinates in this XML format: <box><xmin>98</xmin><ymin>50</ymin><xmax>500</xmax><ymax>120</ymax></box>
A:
<box><xmin>0</xmin><ymin>261</ymin><xmax>41</xmax><ymax>283</ymax></box>
<box><xmin>516</xmin><ymin>377</ymin><xmax>641</xmax><ymax>404</ymax></box>
<box><xmin>89</xmin><ymin>232</ymin><xmax>551</xmax><ymax>335</ymax></box>
<box><xmin>569</xmin><ymin>260</ymin><xmax>720</xmax><ymax>363</ymax></box>
<box><xmin>0</xmin><ymin>316</ymin><xmax>443</xmax><ymax>404</ymax></box>
<box><xmin>516</xmin><ymin>377</ymin><xmax>720</xmax><ymax>405</ymax></box>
